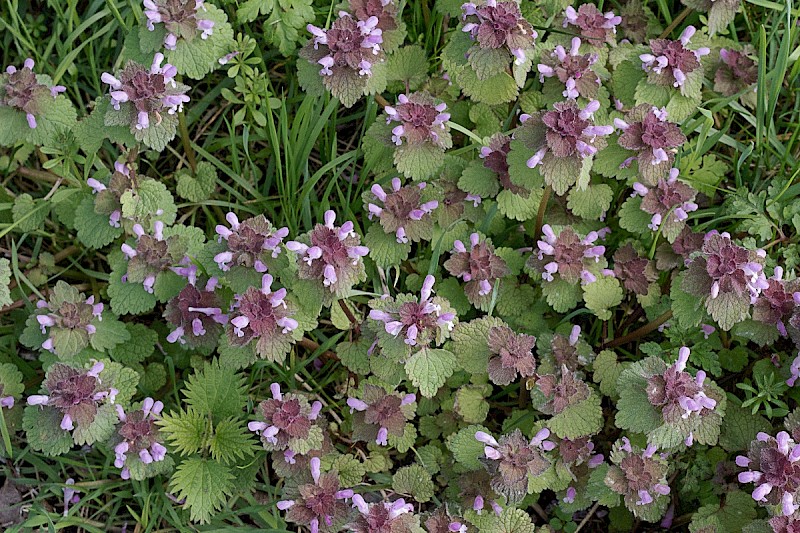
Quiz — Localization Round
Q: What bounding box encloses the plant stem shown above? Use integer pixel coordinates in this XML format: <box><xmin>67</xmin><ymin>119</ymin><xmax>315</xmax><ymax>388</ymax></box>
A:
<box><xmin>337</xmin><ymin>299</ymin><xmax>361</xmax><ymax>335</ymax></box>
<box><xmin>178</xmin><ymin>111</ymin><xmax>197</xmax><ymax>174</ymax></box>
<box><xmin>602</xmin><ymin>309</ymin><xmax>673</xmax><ymax>349</ymax></box>
<box><xmin>446</xmin><ymin>121</ymin><xmax>484</xmax><ymax>145</ymax></box>
<box><xmin>374</xmin><ymin>94</ymin><xmax>391</xmax><ymax>108</ymax></box>
<box><xmin>534</xmin><ymin>185</ymin><xmax>552</xmax><ymax>240</ymax></box>
<box><xmin>658</xmin><ymin>7</ymin><xmax>692</xmax><ymax>39</ymax></box>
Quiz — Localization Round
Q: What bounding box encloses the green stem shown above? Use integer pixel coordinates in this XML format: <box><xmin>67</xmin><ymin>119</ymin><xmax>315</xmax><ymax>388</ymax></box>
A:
<box><xmin>178</xmin><ymin>111</ymin><xmax>197</xmax><ymax>174</ymax></box>
<box><xmin>534</xmin><ymin>185</ymin><xmax>553</xmax><ymax>240</ymax></box>
<box><xmin>602</xmin><ymin>309</ymin><xmax>673</xmax><ymax>349</ymax></box>
<box><xmin>446</xmin><ymin>121</ymin><xmax>484</xmax><ymax>146</ymax></box>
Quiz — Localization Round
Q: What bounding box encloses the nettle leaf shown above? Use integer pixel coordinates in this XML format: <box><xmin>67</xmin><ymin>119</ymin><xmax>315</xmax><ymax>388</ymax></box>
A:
<box><xmin>541</xmin><ymin>278</ymin><xmax>582</xmax><ymax>313</ymax></box>
<box><xmin>705</xmin><ymin>291</ymin><xmax>750</xmax><ymax>331</ymax></box>
<box><xmin>497</xmin><ymin>189</ymin><xmax>540</xmax><ymax>221</ymax></box>
<box><xmin>329</xmin><ymin>454</ymin><xmax>366</xmax><ymax>487</ymax></box>
<box><xmin>135</xmin><ymin>113</ymin><xmax>178</xmax><ymax>152</ymax></box>
<box><xmin>459</xmin><ymin>160</ymin><xmax>499</xmax><ymax>198</ymax></box>
<box><xmin>386</xmin><ymin>45</ymin><xmax>428</xmax><ymax>90</ymax></box>
<box><xmin>0</xmin><ymin>106</ymin><xmax>30</xmax><ymax>147</ymax></box>
<box><xmin>22</xmin><ymin>405</ymin><xmax>73</xmax><ymax>456</ymax></box>
<box><xmin>405</xmin><ymin>348</ymin><xmax>457</xmax><ymax>398</ymax></box>
<box><xmin>176</xmin><ymin>162</ymin><xmax>217</xmax><ymax>202</ymax></box>
<box><xmin>183</xmin><ymin>360</ymin><xmax>247</xmax><ymax>422</ymax></box>
<box><xmin>109</xmin><ymin>323</ymin><xmax>157</xmax><ymax>364</ymax></box>
<box><xmin>446</xmin><ymin>424</ymin><xmax>489</xmax><ymax>471</ymax></box>
<box><xmin>387</xmin><ymin>422</ymin><xmax>417</xmax><ymax>453</ymax></box>
<box><xmin>731</xmin><ymin>319</ymin><xmax>779</xmax><ymax>347</ymax></box>
<box><xmin>335</xmin><ymin>337</ymin><xmax>371</xmax><ymax>375</ymax></box>
<box><xmin>458</xmin><ymin>66</ymin><xmax>520</xmax><ymax>105</ymax></box>
<box><xmin>12</xmin><ymin>193</ymin><xmax>49</xmax><ymax>233</ymax></box>
<box><xmin>159</xmin><ymin>408</ymin><xmax>207</xmax><ymax>456</ymax></box>
<box><xmin>583</xmin><ymin>277</ymin><xmax>623</xmax><ymax>320</ymax></box>
<box><xmin>394</xmin><ymin>142</ymin><xmax>447</xmax><ymax>181</ymax></box>
<box><xmin>169</xmin><ymin>457</ymin><xmax>235</xmax><ymax>524</ymax></box>
<box><xmin>454</xmin><ymin>385</ymin><xmax>490</xmax><ymax>423</ymax></box>
<box><xmin>547</xmin><ymin>390</ymin><xmax>604</xmax><ymax>439</ymax></box>
<box><xmin>615</xmin><ymin>357</ymin><xmax>665</xmax><ymax>434</ymax></box>
<box><xmin>671</xmin><ymin>272</ymin><xmax>705</xmax><ymax>329</ymax></box>
<box><xmin>26</xmin><ymin>94</ymin><xmax>78</xmax><ymax>147</ymax></box>
<box><xmin>593</xmin><ymin>137</ymin><xmax>637</xmax><ymax>180</ymax></box>
<box><xmin>482</xmin><ymin>507</ymin><xmax>536</xmax><ymax>533</ymax></box>
<box><xmin>0</xmin><ymin>258</ymin><xmax>13</xmax><ymax>308</ymax></box>
<box><xmin>120</xmin><ymin>180</ymin><xmax>177</xmax><ymax>226</ymax></box>
<box><xmin>568</xmin><ymin>183</ymin><xmax>614</xmax><ymax>220</ymax></box>
<box><xmin>72</xmin><ymin>403</ymin><xmax>117</xmax><ymax>446</ymax></box>
<box><xmin>593</xmin><ymin>349</ymin><xmax>626</xmax><ymax>400</ymax></box>
<box><xmin>209</xmin><ymin>417</ymin><xmax>256</xmax><ymax>464</ymax></box>
<box><xmin>718</xmin><ymin>400</ymin><xmax>771</xmax><ymax>452</ymax></box>
<box><xmin>392</xmin><ymin>464</ymin><xmax>434</xmax><ymax>503</ymax></box>
<box><xmin>364</xmin><ymin>223</ymin><xmax>410</xmax><ymax>268</ymax></box>
<box><xmin>618</xmin><ymin>196</ymin><xmax>652</xmax><ymax>235</ymax></box>
<box><xmin>74</xmin><ymin>195</ymin><xmax>123</xmax><ymax>249</ymax></box>
<box><xmin>164</xmin><ymin>5</ymin><xmax>234</xmax><ymax>79</ymax></box>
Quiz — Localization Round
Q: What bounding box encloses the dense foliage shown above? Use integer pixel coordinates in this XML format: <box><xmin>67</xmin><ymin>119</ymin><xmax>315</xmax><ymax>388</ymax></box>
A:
<box><xmin>0</xmin><ymin>0</ymin><xmax>799</xmax><ymax>531</ymax></box>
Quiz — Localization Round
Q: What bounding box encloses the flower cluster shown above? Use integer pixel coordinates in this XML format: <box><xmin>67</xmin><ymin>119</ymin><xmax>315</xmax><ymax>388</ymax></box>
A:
<box><xmin>563</xmin><ymin>4</ymin><xmax>621</xmax><ymax>46</ymax></box>
<box><xmin>249</xmin><ymin>383</ymin><xmax>323</xmax><ymax>458</ymax></box>
<box><xmin>737</xmin><ymin>431</ymin><xmax>800</xmax><ymax>516</ymax></box>
<box><xmin>227</xmin><ymin>274</ymin><xmax>299</xmax><ymax>360</ymax></box>
<box><xmin>163</xmin><ymin>276</ymin><xmax>228</xmax><ymax>348</ymax></box>
<box><xmin>27</xmin><ymin>362</ymin><xmax>117</xmax><ymax>432</ymax></box>
<box><xmin>640</xmin><ymin>26</ymin><xmax>710</xmax><ymax>91</ymax></box>
<box><xmin>444</xmin><ymin>233</ymin><xmax>509</xmax><ymax>307</ymax></box>
<box><xmin>143</xmin><ymin>0</ymin><xmax>215</xmax><ymax>50</ymax></box>
<box><xmin>613</xmin><ymin>243</ymin><xmax>657</xmax><ymax>295</ymax></box>
<box><xmin>461</xmin><ymin>0</ymin><xmax>537</xmax><ymax>65</ymax></box>
<box><xmin>121</xmin><ymin>221</ymin><xmax>185</xmax><ymax>294</ymax></box>
<box><xmin>632</xmin><ymin>168</ymin><xmax>698</xmax><ymax>236</ymax></box>
<box><xmin>535</xmin><ymin>364</ymin><xmax>591</xmax><ymax>416</ymax></box>
<box><xmin>616</xmin><ymin>105</ymin><xmax>687</xmax><ymax>184</ymax></box>
<box><xmin>278</xmin><ymin>457</ymin><xmax>353</xmax><ymax>533</ymax></box>
<box><xmin>349</xmin><ymin>0</ymin><xmax>398</xmax><ymax>37</ymax></box>
<box><xmin>486</xmin><ymin>325</ymin><xmax>536</xmax><ymax>386</ymax></box>
<box><xmin>34</xmin><ymin>282</ymin><xmax>103</xmax><ymax>357</ymax></box>
<box><xmin>385</xmin><ymin>92</ymin><xmax>450</xmax><ymax>148</ymax></box>
<box><xmin>480</xmin><ymin>134</ymin><xmax>530</xmax><ymax>197</ymax></box>
<box><xmin>114</xmin><ymin>398</ymin><xmax>167</xmax><ymax>480</ymax></box>
<box><xmin>287</xmin><ymin>210</ymin><xmax>369</xmax><ymax>297</ymax></box>
<box><xmin>368</xmin><ymin>275</ymin><xmax>456</xmax><ymax>348</ymax></box>
<box><xmin>532</xmin><ymin>224</ymin><xmax>609</xmax><ymax>285</ymax></box>
<box><xmin>537</xmin><ymin>38</ymin><xmax>601</xmax><ymax>100</ymax></box>
<box><xmin>88</xmin><ymin>161</ymin><xmax>138</xmax><ymax>228</ymax></box>
<box><xmin>348</xmin><ymin>495</ymin><xmax>418</xmax><ymax>533</ymax></box>
<box><xmin>366</xmin><ymin>178</ymin><xmax>438</xmax><ymax>243</ymax></box>
<box><xmin>213</xmin><ymin>213</ymin><xmax>289</xmax><ymax>272</ymax></box>
<box><xmin>102</xmin><ymin>54</ymin><xmax>190</xmax><ymax>131</ymax></box>
<box><xmin>714</xmin><ymin>48</ymin><xmax>758</xmax><ymax>104</ymax></box>
<box><xmin>476</xmin><ymin>428</ymin><xmax>553</xmax><ymax>504</ymax></box>
<box><xmin>348</xmin><ymin>384</ymin><xmax>415</xmax><ymax>446</ymax></box>
<box><xmin>0</xmin><ymin>58</ymin><xmax>65</xmax><ymax>129</ymax></box>
<box><xmin>605</xmin><ymin>439</ymin><xmax>671</xmax><ymax>519</ymax></box>
<box><xmin>752</xmin><ymin>267</ymin><xmax>800</xmax><ymax>338</ymax></box>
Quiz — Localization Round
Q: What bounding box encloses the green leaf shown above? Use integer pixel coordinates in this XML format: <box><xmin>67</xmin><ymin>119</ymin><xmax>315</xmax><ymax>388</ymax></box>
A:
<box><xmin>209</xmin><ymin>417</ymin><xmax>256</xmax><ymax>464</ymax></box>
<box><xmin>405</xmin><ymin>348</ymin><xmax>458</xmax><ymax>398</ymax></box>
<box><xmin>169</xmin><ymin>457</ymin><xmax>235</xmax><ymax>524</ymax></box>
<box><xmin>541</xmin><ymin>278</ymin><xmax>582</xmax><ymax>313</ymax></box>
<box><xmin>109</xmin><ymin>323</ymin><xmax>157</xmax><ymax>364</ymax></box>
<box><xmin>615</xmin><ymin>357</ymin><xmax>666</xmax><ymax>434</ymax></box>
<box><xmin>26</xmin><ymin>94</ymin><xmax>78</xmax><ymax>147</ymax></box>
<box><xmin>459</xmin><ymin>160</ymin><xmax>499</xmax><ymax>198</ymax></box>
<box><xmin>51</xmin><ymin>328</ymin><xmax>89</xmax><ymax>359</ymax></box>
<box><xmin>330</xmin><ymin>454</ymin><xmax>366</xmax><ymax>487</ymax></box>
<box><xmin>0</xmin><ymin>258</ymin><xmax>13</xmax><ymax>308</ymax></box>
<box><xmin>705</xmin><ymin>291</ymin><xmax>750</xmax><ymax>331</ymax></box>
<box><xmin>671</xmin><ymin>272</ymin><xmax>705</xmax><ymax>329</ymax></box>
<box><xmin>22</xmin><ymin>406</ymin><xmax>73</xmax><ymax>456</ymax></box>
<box><xmin>450</xmin><ymin>316</ymin><xmax>505</xmax><ymax>375</ymax></box>
<box><xmin>89</xmin><ymin>313</ymin><xmax>131</xmax><ymax>352</ymax></box>
<box><xmin>0</xmin><ymin>107</ymin><xmax>30</xmax><ymax>147</ymax></box>
<box><xmin>446</xmin><ymin>424</ymin><xmax>489</xmax><ymax>471</ymax></box>
<box><xmin>454</xmin><ymin>385</ymin><xmax>490</xmax><ymax>423</ymax></box>
<box><xmin>159</xmin><ymin>408</ymin><xmax>207</xmax><ymax>456</ymax></box>
<box><xmin>583</xmin><ymin>277</ymin><xmax>623</xmax><ymax>320</ymax></box>
<box><xmin>592</xmin><ymin>349</ymin><xmax>626</xmax><ymax>400</ymax></box>
<box><xmin>74</xmin><ymin>196</ymin><xmax>123</xmax><ymax>249</ymax></box>
<box><xmin>496</xmin><ymin>189</ymin><xmax>540</xmax><ymax>221</ymax></box>
<box><xmin>634</xmin><ymin>79</ymin><xmax>670</xmax><ymax>108</ymax></box>
<box><xmin>392</xmin><ymin>464</ymin><xmax>434</xmax><ymax>503</ymax></box>
<box><xmin>135</xmin><ymin>113</ymin><xmax>179</xmax><ymax>152</ymax></box>
<box><xmin>618</xmin><ymin>196</ymin><xmax>652</xmax><ymax>235</ymax></box>
<box><xmin>165</xmin><ymin>5</ymin><xmax>234</xmax><ymax>79</ymax></box>
<box><xmin>176</xmin><ymin>162</ymin><xmax>217</xmax><ymax>202</ymax></box>
<box><xmin>12</xmin><ymin>194</ymin><xmax>49</xmax><ymax>233</ymax></box>
<box><xmin>394</xmin><ymin>142</ymin><xmax>447</xmax><ymax>181</ymax></box>
<box><xmin>386</xmin><ymin>45</ymin><xmax>429</xmax><ymax>90</ymax></box>
<box><xmin>457</xmin><ymin>66</ymin><xmax>519</xmax><ymax>105</ymax></box>
<box><xmin>547</xmin><ymin>391</ymin><xmax>604</xmax><ymax>439</ymax></box>
<box><xmin>593</xmin><ymin>137</ymin><xmax>637</xmax><ymax>180</ymax></box>
<box><xmin>107</xmin><ymin>251</ymin><xmax>157</xmax><ymax>315</ymax></box>
<box><xmin>364</xmin><ymin>224</ymin><xmax>411</xmax><ymax>268</ymax></box>
<box><xmin>72</xmin><ymin>403</ymin><xmax>117</xmax><ymax>446</ymax></box>
<box><xmin>120</xmin><ymin>180</ymin><xmax>177</xmax><ymax>226</ymax></box>
<box><xmin>481</xmin><ymin>507</ymin><xmax>536</xmax><ymax>533</ymax></box>
<box><xmin>567</xmin><ymin>183</ymin><xmax>614</xmax><ymax>220</ymax></box>
<box><xmin>183</xmin><ymin>360</ymin><xmax>247</xmax><ymax>422</ymax></box>
<box><xmin>718</xmin><ymin>400</ymin><xmax>771</xmax><ymax>452</ymax></box>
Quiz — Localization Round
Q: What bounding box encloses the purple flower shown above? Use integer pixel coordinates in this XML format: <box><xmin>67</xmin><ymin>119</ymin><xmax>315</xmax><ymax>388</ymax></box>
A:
<box><xmin>537</xmin><ymin>37</ymin><xmax>601</xmax><ymax>100</ymax></box>
<box><xmin>752</xmin><ymin>267</ymin><xmax>800</xmax><ymax>337</ymax></box>
<box><xmin>479</xmin><ymin>134</ymin><xmax>530</xmax><ymax>197</ymax></box>
<box><xmin>476</xmin><ymin>428</ymin><xmax>553</xmax><ymax>504</ymax></box>
<box><xmin>563</xmin><ymin>4</ymin><xmax>621</xmax><ymax>46</ymax></box>
<box><xmin>279</xmin><ymin>457</ymin><xmax>352</xmax><ymax>532</ymax></box>
<box><xmin>27</xmin><ymin>362</ymin><xmax>118</xmax><ymax>434</ymax></box>
<box><xmin>558</xmin><ymin>436</ymin><xmax>604</xmax><ymax>468</ymax></box>
<box><xmin>164</xmin><ymin>276</ymin><xmax>228</xmax><ymax>348</ymax></box>
<box><xmin>143</xmin><ymin>0</ymin><xmax>216</xmax><ymax>50</ymax></box>
<box><xmin>486</xmin><ymin>325</ymin><xmax>536</xmax><ymax>386</ymax></box>
<box><xmin>737</xmin><ymin>431</ymin><xmax>800</xmax><ymax>516</ymax></box>
<box><xmin>227</xmin><ymin>274</ymin><xmax>300</xmax><ymax>359</ymax></box>
<box><xmin>348</xmin><ymin>384</ymin><xmax>415</xmax><ymax>446</ymax></box>
<box><xmin>366</xmin><ymin>178</ymin><xmax>438</xmax><ymax>243</ymax></box>
<box><xmin>349</xmin><ymin>0</ymin><xmax>399</xmax><ymax>35</ymax></box>
<box><xmin>88</xmin><ymin>161</ymin><xmax>136</xmax><ymax>228</ymax></box>
<box><xmin>443</xmin><ymin>233</ymin><xmax>509</xmax><ymax>307</ymax></box>
<box><xmin>534</xmin><ymin>365</ymin><xmax>592</xmax><ymax>416</ymax></box>
<box><xmin>385</xmin><ymin>92</ymin><xmax>450</xmax><ymax>148</ymax></box>
<box><xmin>249</xmin><ymin>383</ymin><xmax>323</xmax><ymax>453</ymax></box>
<box><xmin>121</xmin><ymin>221</ymin><xmax>184</xmax><ymax>294</ymax></box>
<box><xmin>286</xmin><ymin>210</ymin><xmax>368</xmax><ymax>297</ymax></box>
<box><xmin>533</xmin><ymin>224</ymin><xmax>607</xmax><ymax>285</ymax></box>
<box><xmin>616</xmin><ymin>106</ymin><xmax>687</xmax><ymax>185</ymax></box>
<box><xmin>33</xmin><ymin>282</ymin><xmax>104</xmax><ymax>357</ymax></box>
<box><xmin>605</xmin><ymin>440</ymin><xmax>671</xmax><ymax>518</ymax></box>
<box><xmin>640</xmin><ymin>26</ymin><xmax>710</xmax><ymax>90</ymax></box>
<box><xmin>368</xmin><ymin>275</ymin><xmax>456</xmax><ymax>348</ymax></box>
<box><xmin>715</xmin><ymin>48</ymin><xmax>757</xmax><ymax>101</ymax></box>
<box><xmin>213</xmin><ymin>212</ymin><xmax>289</xmax><ymax>272</ymax></box>
<box><xmin>612</xmin><ymin>243</ymin><xmax>657</xmax><ymax>295</ymax></box>
<box><xmin>63</xmin><ymin>478</ymin><xmax>81</xmax><ymax>516</ymax></box>
<box><xmin>633</xmin><ymin>168</ymin><xmax>698</xmax><ymax>234</ymax></box>
<box><xmin>347</xmin><ymin>495</ymin><xmax>416</xmax><ymax>532</ymax></box>
<box><xmin>646</xmin><ymin>347</ymin><xmax>718</xmax><ymax>423</ymax></box>
<box><xmin>102</xmin><ymin>54</ymin><xmax>190</xmax><ymax>132</ymax></box>
<box><xmin>461</xmin><ymin>0</ymin><xmax>537</xmax><ymax>64</ymax></box>
<box><xmin>0</xmin><ymin>58</ymin><xmax>66</xmax><ymax>129</ymax></box>
<box><xmin>114</xmin><ymin>398</ymin><xmax>167</xmax><ymax>480</ymax></box>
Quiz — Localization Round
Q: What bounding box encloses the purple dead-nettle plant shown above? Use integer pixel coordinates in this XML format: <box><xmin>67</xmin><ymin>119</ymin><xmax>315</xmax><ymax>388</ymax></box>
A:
<box><xmin>88</xmin><ymin>161</ymin><xmax>137</xmax><ymax>228</ymax></box>
<box><xmin>534</xmin><ymin>364</ymin><xmax>592</xmax><ymax>416</ymax></box>
<box><xmin>640</xmin><ymin>26</ymin><xmax>710</xmax><ymax>92</ymax></box>
<box><xmin>456</xmin><ymin>470</ymin><xmax>503</xmax><ymax>516</ymax></box>
<box><xmin>278</xmin><ymin>457</ymin><xmax>353</xmax><ymax>533</ymax></box>
<box><xmin>63</xmin><ymin>478</ymin><xmax>80</xmax><ymax>517</ymax></box>
<box><xmin>461</xmin><ymin>0</ymin><xmax>537</xmax><ymax>65</ymax></box>
<box><xmin>556</xmin><ymin>436</ymin><xmax>605</xmax><ymax>504</ymax></box>
<box><xmin>480</xmin><ymin>134</ymin><xmax>530</xmax><ymax>197</ymax></box>
<box><xmin>348</xmin><ymin>384</ymin><xmax>416</xmax><ymax>446</ymax></box>
<box><xmin>444</xmin><ymin>233</ymin><xmax>509</xmax><ymax>308</ymax></box>
<box><xmin>532</xmin><ymin>224</ymin><xmax>609</xmax><ymax>285</ymax></box>
<box><xmin>213</xmin><ymin>213</ymin><xmax>289</xmax><ymax>272</ymax></box>
<box><xmin>616</xmin><ymin>105</ymin><xmax>687</xmax><ymax>185</ymax></box>
<box><xmin>27</xmin><ymin>362</ymin><xmax>118</xmax><ymax>433</ymax></box>
<box><xmin>537</xmin><ymin>325</ymin><xmax>594</xmax><ymax>375</ymax></box>
<box><xmin>537</xmin><ymin>37</ymin><xmax>601</xmax><ymax>100</ymax></box>
<box><xmin>618</xmin><ymin>0</ymin><xmax>649</xmax><ymax>43</ymax></box>
<box><xmin>368</xmin><ymin>274</ymin><xmax>457</xmax><ymax>349</ymax></box>
<box><xmin>249</xmin><ymin>383</ymin><xmax>324</xmax><ymax>455</ymax></box>
<box><xmin>515</xmin><ymin>99</ymin><xmax>613</xmax><ymax>194</ymax></box>
<box><xmin>121</xmin><ymin>221</ymin><xmax>186</xmax><ymax>294</ymax></box>
<box><xmin>486</xmin><ymin>325</ymin><xmax>536</xmax><ymax>386</ymax></box>
<box><xmin>737</xmin><ymin>431</ymin><xmax>800</xmax><ymax>516</ymax></box>
<box><xmin>227</xmin><ymin>274</ymin><xmax>300</xmax><ymax>360</ymax></box>
<box><xmin>0</xmin><ymin>58</ymin><xmax>65</xmax><ymax>129</ymax></box>
<box><xmin>143</xmin><ymin>0</ymin><xmax>215</xmax><ymax>50</ymax></box>
<box><xmin>632</xmin><ymin>168</ymin><xmax>698</xmax><ymax>237</ymax></box>
<box><xmin>682</xmin><ymin>231</ymin><xmax>768</xmax><ymax>330</ymax></box>
<box><xmin>563</xmin><ymin>4</ymin><xmax>622</xmax><ymax>46</ymax></box>
<box><xmin>163</xmin><ymin>276</ymin><xmax>228</xmax><ymax>348</ymax></box>
<box><xmin>349</xmin><ymin>0</ymin><xmax>398</xmax><ymax>37</ymax></box>
<box><xmin>114</xmin><ymin>398</ymin><xmax>167</xmax><ymax>480</ymax></box>
<box><xmin>424</xmin><ymin>508</ymin><xmax>470</xmax><ymax>533</ymax></box>
<box><xmin>770</xmin><ymin>512</ymin><xmax>800</xmax><ymax>533</ymax></box>
<box><xmin>286</xmin><ymin>210</ymin><xmax>369</xmax><ymax>298</ymax></box>
<box><xmin>33</xmin><ymin>281</ymin><xmax>103</xmax><ymax>357</ymax></box>
<box><xmin>613</xmin><ymin>243</ymin><xmax>657</xmax><ymax>295</ymax></box>
<box><xmin>102</xmin><ymin>54</ymin><xmax>190</xmax><ymax>132</ymax></box>
<box><xmin>605</xmin><ymin>439</ymin><xmax>671</xmax><ymax>519</ymax></box>
<box><xmin>752</xmin><ymin>267</ymin><xmax>800</xmax><ymax>337</ymax></box>
<box><xmin>366</xmin><ymin>178</ymin><xmax>439</xmax><ymax>243</ymax></box>
<box><xmin>714</xmin><ymin>48</ymin><xmax>758</xmax><ymax>106</ymax></box>
<box><xmin>348</xmin><ymin>496</ymin><xmax>418</xmax><ymax>533</ymax></box>
<box><xmin>476</xmin><ymin>428</ymin><xmax>553</xmax><ymax>504</ymax></box>
<box><xmin>385</xmin><ymin>92</ymin><xmax>450</xmax><ymax>147</ymax></box>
